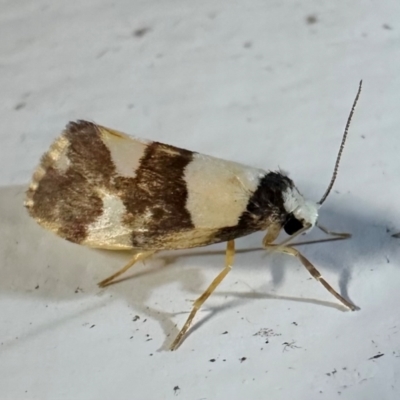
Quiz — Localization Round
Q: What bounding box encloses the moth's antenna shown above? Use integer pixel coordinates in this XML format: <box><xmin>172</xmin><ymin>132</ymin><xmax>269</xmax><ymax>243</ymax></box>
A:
<box><xmin>318</xmin><ymin>80</ymin><xmax>363</xmax><ymax>205</ymax></box>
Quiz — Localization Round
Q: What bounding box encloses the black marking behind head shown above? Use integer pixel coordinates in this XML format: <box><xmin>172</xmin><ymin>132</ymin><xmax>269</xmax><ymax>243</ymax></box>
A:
<box><xmin>243</xmin><ymin>172</ymin><xmax>294</xmax><ymax>226</ymax></box>
<box><xmin>318</xmin><ymin>80</ymin><xmax>362</xmax><ymax>205</ymax></box>
<box><xmin>214</xmin><ymin>171</ymin><xmax>294</xmax><ymax>243</ymax></box>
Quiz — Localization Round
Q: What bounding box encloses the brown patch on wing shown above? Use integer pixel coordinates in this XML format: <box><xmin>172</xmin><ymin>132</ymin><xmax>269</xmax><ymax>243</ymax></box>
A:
<box><xmin>26</xmin><ymin>121</ymin><xmax>114</xmax><ymax>243</ymax></box>
<box><xmin>113</xmin><ymin>142</ymin><xmax>195</xmax><ymax>247</ymax></box>
<box><xmin>28</xmin><ymin>167</ymin><xmax>103</xmax><ymax>242</ymax></box>
<box><xmin>65</xmin><ymin>121</ymin><xmax>115</xmax><ymax>185</ymax></box>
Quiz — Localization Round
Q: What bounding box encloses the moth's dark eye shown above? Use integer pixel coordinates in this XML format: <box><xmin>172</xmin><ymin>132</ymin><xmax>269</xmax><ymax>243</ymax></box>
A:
<box><xmin>284</xmin><ymin>214</ymin><xmax>304</xmax><ymax>235</ymax></box>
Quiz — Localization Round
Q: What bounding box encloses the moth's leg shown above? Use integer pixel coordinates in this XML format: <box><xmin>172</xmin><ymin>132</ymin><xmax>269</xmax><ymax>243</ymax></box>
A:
<box><xmin>317</xmin><ymin>223</ymin><xmax>351</xmax><ymax>240</ymax></box>
<box><xmin>262</xmin><ymin>223</ymin><xmax>282</xmax><ymax>246</ymax></box>
<box><xmin>98</xmin><ymin>251</ymin><xmax>156</xmax><ymax>288</ymax></box>
<box><xmin>265</xmin><ymin>244</ymin><xmax>357</xmax><ymax>311</ymax></box>
<box><xmin>285</xmin><ymin>224</ymin><xmax>352</xmax><ymax>247</ymax></box>
<box><xmin>170</xmin><ymin>240</ymin><xmax>235</xmax><ymax>351</ymax></box>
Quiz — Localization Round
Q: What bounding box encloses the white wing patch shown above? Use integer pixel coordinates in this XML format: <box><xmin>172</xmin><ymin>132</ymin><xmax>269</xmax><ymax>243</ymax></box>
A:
<box><xmin>49</xmin><ymin>135</ymin><xmax>71</xmax><ymax>173</ymax></box>
<box><xmin>184</xmin><ymin>153</ymin><xmax>264</xmax><ymax>229</ymax></box>
<box><xmin>99</xmin><ymin>126</ymin><xmax>150</xmax><ymax>179</ymax></box>
<box><xmin>83</xmin><ymin>192</ymin><xmax>133</xmax><ymax>249</ymax></box>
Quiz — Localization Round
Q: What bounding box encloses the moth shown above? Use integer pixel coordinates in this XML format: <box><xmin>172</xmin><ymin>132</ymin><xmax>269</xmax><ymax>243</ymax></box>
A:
<box><xmin>25</xmin><ymin>81</ymin><xmax>362</xmax><ymax>350</ymax></box>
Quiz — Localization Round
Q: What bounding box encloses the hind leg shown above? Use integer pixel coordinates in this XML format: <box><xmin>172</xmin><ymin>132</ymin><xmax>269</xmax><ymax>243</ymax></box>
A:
<box><xmin>98</xmin><ymin>251</ymin><xmax>156</xmax><ymax>288</ymax></box>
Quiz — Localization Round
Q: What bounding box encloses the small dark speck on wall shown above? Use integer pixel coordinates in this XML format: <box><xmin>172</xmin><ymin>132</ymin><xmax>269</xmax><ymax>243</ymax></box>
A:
<box><xmin>173</xmin><ymin>385</ymin><xmax>180</xmax><ymax>396</ymax></box>
<box><xmin>14</xmin><ymin>102</ymin><xmax>26</xmax><ymax>111</ymax></box>
<box><xmin>133</xmin><ymin>27</ymin><xmax>151</xmax><ymax>38</ymax></box>
<box><xmin>306</xmin><ymin>15</ymin><xmax>318</xmax><ymax>25</ymax></box>
<box><xmin>369</xmin><ymin>353</ymin><xmax>384</xmax><ymax>360</ymax></box>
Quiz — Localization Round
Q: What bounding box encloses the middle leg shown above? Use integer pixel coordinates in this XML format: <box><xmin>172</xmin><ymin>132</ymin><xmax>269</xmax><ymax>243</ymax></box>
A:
<box><xmin>170</xmin><ymin>240</ymin><xmax>235</xmax><ymax>350</ymax></box>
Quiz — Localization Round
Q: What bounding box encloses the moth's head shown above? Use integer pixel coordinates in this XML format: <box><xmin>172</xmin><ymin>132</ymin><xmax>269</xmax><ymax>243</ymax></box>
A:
<box><xmin>282</xmin><ymin>186</ymin><xmax>319</xmax><ymax>235</ymax></box>
<box><xmin>278</xmin><ymin>81</ymin><xmax>363</xmax><ymax>237</ymax></box>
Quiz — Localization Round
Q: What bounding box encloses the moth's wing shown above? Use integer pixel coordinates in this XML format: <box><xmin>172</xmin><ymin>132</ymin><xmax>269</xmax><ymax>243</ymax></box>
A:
<box><xmin>25</xmin><ymin>121</ymin><xmax>152</xmax><ymax>249</ymax></box>
<box><xmin>25</xmin><ymin>120</ymin><xmax>266</xmax><ymax>250</ymax></box>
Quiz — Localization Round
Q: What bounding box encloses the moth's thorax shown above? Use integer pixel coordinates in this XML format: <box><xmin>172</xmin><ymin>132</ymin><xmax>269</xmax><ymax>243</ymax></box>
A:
<box><xmin>282</xmin><ymin>186</ymin><xmax>319</xmax><ymax>228</ymax></box>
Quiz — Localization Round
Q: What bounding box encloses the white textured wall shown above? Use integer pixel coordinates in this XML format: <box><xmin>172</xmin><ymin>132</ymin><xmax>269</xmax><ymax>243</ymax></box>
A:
<box><xmin>1</xmin><ymin>1</ymin><xmax>400</xmax><ymax>399</ymax></box>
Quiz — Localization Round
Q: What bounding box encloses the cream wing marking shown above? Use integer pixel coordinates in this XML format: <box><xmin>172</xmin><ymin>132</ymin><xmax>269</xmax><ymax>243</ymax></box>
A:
<box><xmin>184</xmin><ymin>153</ymin><xmax>264</xmax><ymax>229</ymax></box>
<box><xmin>99</xmin><ymin>126</ymin><xmax>150</xmax><ymax>179</ymax></box>
<box><xmin>83</xmin><ymin>192</ymin><xmax>133</xmax><ymax>249</ymax></box>
<box><xmin>51</xmin><ymin>136</ymin><xmax>71</xmax><ymax>173</ymax></box>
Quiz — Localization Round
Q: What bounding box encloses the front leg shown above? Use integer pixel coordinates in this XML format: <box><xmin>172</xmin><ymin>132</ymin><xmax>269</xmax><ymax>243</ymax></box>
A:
<box><xmin>262</xmin><ymin>223</ymin><xmax>282</xmax><ymax>247</ymax></box>
<box><xmin>265</xmin><ymin>243</ymin><xmax>357</xmax><ymax>311</ymax></box>
<box><xmin>317</xmin><ymin>223</ymin><xmax>351</xmax><ymax>240</ymax></box>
